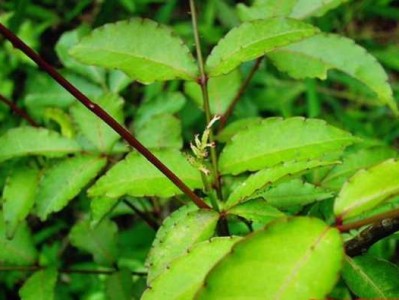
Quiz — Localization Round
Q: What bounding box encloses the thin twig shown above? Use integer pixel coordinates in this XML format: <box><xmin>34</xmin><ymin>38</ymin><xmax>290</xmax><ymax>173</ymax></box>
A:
<box><xmin>218</xmin><ymin>57</ymin><xmax>263</xmax><ymax>130</ymax></box>
<box><xmin>189</xmin><ymin>0</ymin><xmax>222</xmax><ymax>204</ymax></box>
<box><xmin>0</xmin><ymin>93</ymin><xmax>37</xmax><ymax>126</ymax></box>
<box><xmin>123</xmin><ymin>199</ymin><xmax>159</xmax><ymax>231</ymax></box>
<box><xmin>0</xmin><ymin>22</ymin><xmax>210</xmax><ymax>210</ymax></box>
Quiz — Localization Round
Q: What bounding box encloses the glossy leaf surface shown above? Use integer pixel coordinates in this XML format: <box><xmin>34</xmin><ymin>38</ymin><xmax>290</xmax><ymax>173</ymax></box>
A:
<box><xmin>334</xmin><ymin>159</ymin><xmax>399</xmax><ymax>220</ymax></box>
<box><xmin>206</xmin><ymin>18</ymin><xmax>318</xmax><ymax>76</ymax></box>
<box><xmin>146</xmin><ymin>206</ymin><xmax>219</xmax><ymax>283</ymax></box>
<box><xmin>196</xmin><ymin>217</ymin><xmax>343</xmax><ymax>300</ymax></box>
<box><xmin>70</xmin><ymin>19</ymin><xmax>198</xmax><ymax>83</ymax></box>
<box><xmin>219</xmin><ymin>117</ymin><xmax>356</xmax><ymax>175</ymax></box>
<box><xmin>88</xmin><ymin>149</ymin><xmax>202</xmax><ymax>198</ymax></box>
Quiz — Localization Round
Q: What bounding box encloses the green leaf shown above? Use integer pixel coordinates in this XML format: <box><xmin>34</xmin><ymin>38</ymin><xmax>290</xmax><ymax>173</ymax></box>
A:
<box><xmin>184</xmin><ymin>70</ymin><xmax>241</xmax><ymax>114</ymax></box>
<box><xmin>134</xmin><ymin>114</ymin><xmax>182</xmax><ymax>149</ymax></box>
<box><xmin>321</xmin><ymin>146</ymin><xmax>397</xmax><ymax>190</ymax></box>
<box><xmin>36</xmin><ymin>155</ymin><xmax>107</xmax><ymax>221</ymax></box>
<box><xmin>290</xmin><ymin>0</ymin><xmax>350</xmax><ymax>19</ymax></box>
<box><xmin>19</xmin><ymin>268</ymin><xmax>58</xmax><ymax>300</ymax></box>
<box><xmin>44</xmin><ymin>108</ymin><xmax>75</xmax><ymax>138</ymax></box>
<box><xmin>70</xmin><ymin>18</ymin><xmax>198</xmax><ymax>83</ymax></box>
<box><xmin>342</xmin><ymin>255</ymin><xmax>399</xmax><ymax>299</ymax></box>
<box><xmin>145</xmin><ymin>205</ymin><xmax>219</xmax><ymax>283</ymax></box>
<box><xmin>88</xmin><ymin>149</ymin><xmax>202</xmax><ymax>198</ymax></box>
<box><xmin>219</xmin><ymin>117</ymin><xmax>356</xmax><ymax>175</ymax></box>
<box><xmin>205</xmin><ymin>18</ymin><xmax>319</xmax><ymax>77</ymax></box>
<box><xmin>90</xmin><ymin>197</ymin><xmax>120</xmax><ymax>228</ymax></box>
<box><xmin>260</xmin><ymin>179</ymin><xmax>334</xmax><ymax>210</ymax></box>
<box><xmin>142</xmin><ymin>237</ymin><xmax>240</xmax><ymax>300</ymax></box>
<box><xmin>227</xmin><ymin>199</ymin><xmax>285</xmax><ymax>224</ymax></box>
<box><xmin>0</xmin><ymin>216</ymin><xmax>37</xmax><ymax>265</ymax></box>
<box><xmin>71</xmin><ymin>93</ymin><xmax>124</xmax><ymax>152</ymax></box>
<box><xmin>334</xmin><ymin>159</ymin><xmax>399</xmax><ymax>221</ymax></box>
<box><xmin>2</xmin><ymin>166</ymin><xmax>39</xmax><ymax>238</ymax></box>
<box><xmin>216</xmin><ymin>117</ymin><xmax>262</xmax><ymax>143</ymax></box>
<box><xmin>226</xmin><ymin>160</ymin><xmax>338</xmax><ymax>208</ymax></box>
<box><xmin>196</xmin><ymin>217</ymin><xmax>343</xmax><ymax>299</ymax></box>
<box><xmin>69</xmin><ymin>218</ymin><xmax>118</xmax><ymax>266</ymax></box>
<box><xmin>106</xmin><ymin>269</ymin><xmax>133</xmax><ymax>300</ymax></box>
<box><xmin>268</xmin><ymin>34</ymin><xmax>397</xmax><ymax>113</ymax></box>
<box><xmin>0</xmin><ymin>127</ymin><xmax>81</xmax><ymax>164</ymax></box>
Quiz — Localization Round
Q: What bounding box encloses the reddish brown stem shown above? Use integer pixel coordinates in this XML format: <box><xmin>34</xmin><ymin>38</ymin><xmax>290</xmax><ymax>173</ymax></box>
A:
<box><xmin>0</xmin><ymin>22</ymin><xmax>210</xmax><ymax>210</ymax></box>
<box><xmin>0</xmin><ymin>93</ymin><xmax>37</xmax><ymax>126</ymax></box>
<box><xmin>218</xmin><ymin>57</ymin><xmax>263</xmax><ymax>130</ymax></box>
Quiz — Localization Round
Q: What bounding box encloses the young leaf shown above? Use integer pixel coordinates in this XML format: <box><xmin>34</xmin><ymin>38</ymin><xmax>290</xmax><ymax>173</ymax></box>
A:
<box><xmin>142</xmin><ymin>237</ymin><xmax>241</xmax><ymax>300</ymax></box>
<box><xmin>88</xmin><ymin>149</ymin><xmax>202</xmax><ymax>199</ymax></box>
<box><xmin>0</xmin><ymin>217</ymin><xmax>37</xmax><ymax>265</ymax></box>
<box><xmin>134</xmin><ymin>114</ymin><xmax>182</xmax><ymax>149</ymax></box>
<box><xmin>0</xmin><ymin>127</ymin><xmax>81</xmax><ymax>164</ymax></box>
<box><xmin>184</xmin><ymin>70</ymin><xmax>241</xmax><ymax>114</ymax></box>
<box><xmin>219</xmin><ymin>117</ymin><xmax>355</xmax><ymax>175</ymax></box>
<box><xmin>205</xmin><ymin>18</ymin><xmax>319</xmax><ymax>77</ymax></box>
<box><xmin>260</xmin><ymin>179</ymin><xmax>334</xmax><ymax>210</ymax></box>
<box><xmin>71</xmin><ymin>93</ymin><xmax>124</xmax><ymax>153</ymax></box>
<box><xmin>334</xmin><ymin>159</ymin><xmax>399</xmax><ymax>221</ymax></box>
<box><xmin>19</xmin><ymin>268</ymin><xmax>58</xmax><ymax>300</ymax></box>
<box><xmin>2</xmin><ymin>166</ymin><xmax>39</xmax><ymax>238</ymax></box>
<box><xmin>70</xmin><ymin>18</ymin><xmax>198</xmax><ymax>83</ymax></box>
<box><xmin>69</xmin><ymin>218</ymin><xmax>118</xmax><ymax>266</ymax></box>
<box><xmin>196</xmin><ymin>217</ymin><xmax>343</xmax><ymax>299</ymax></box>
<box><xmin>268</xmin><ymin>34</ymin><xmax>397</xmax><ymax>113</ymax></box>
<box><xmin>145</xmin><ymin>205</ymin><xmax>219</xmax><ymax>283</ymax></box>
<box><xmin>35</xmin><ymin>155</ymin><xmax>107</xmax><ymax>221</ymax></box>
<box><xmin>226</xmin><ymin>160</ymin><xmax>338</xmax><ymax>208</ymax></box>
<box><xmin>342</xmin><ymin>255</ymin><xmax>399</xmax><ymax>298</ymax></box>
<box><xmin>227</xmin><ymin>199</ymin><xmax>285</xmax><ymax>224</ymax></box>
<box><xmin>321</xmin><ymin>146</ymin><xmax>397</xmax><ymax>190</ymax></box>
<box><xmin>106</xmin><ymin>269</ymin><xmax>133</xmax><ymax>300</ymax></box>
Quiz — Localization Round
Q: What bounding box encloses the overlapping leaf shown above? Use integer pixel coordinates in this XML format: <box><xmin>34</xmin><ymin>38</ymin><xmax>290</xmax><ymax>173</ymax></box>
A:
<box><xmin>334</xmin><ymin>159</ymin><xmax>399</xmax><ymax>220</ymax></box>
<box><xmin>88</xmin><ymin>149</ymin><xmax>202</xmax><ymax>198</ymax></box>
<box><xmin>268</xmin><ymin>34</ymin><xmax>397</xmax><ymax>112</ymax></box>
<box><xmin>227</xmin><ymin>199</ymin><xmax>285</xmax><ymax>224</ymax></box>
<box><xmin>19</xmin><ymin>269</ymin><xmax>58</xmax><ymax>300</ymax></box>
<box><xmin>0</xmin><ymin>127</ymin><xmax>81</xmax><ymax>163</ymax></box>
<box><xmin>145</xmin><ymin>206</ymin><xmax>219</xmax><ymax>283</ymax></box>
<box><xmin>205</xmin><ymin>18</ymin><xmax>319</xmax><ymax>77</ymax></box>
<box><xmin>219</xmin><ymin>117</ymin><xmax>356</xmax><ymax>175</ymax></box>
<box><xmin>196</xmin><ymin>217</ymin><xmax>343</xmax><ymax>299</ymax></box>
<box><xmin>70</xmin><ymin>18</ymin><xmax>198</xmax><ymax>83</ymax></box>
<box><xmin>35</xmin><ymin>155</ymin><xmax>107</xmax><ymax>221</ymax></box>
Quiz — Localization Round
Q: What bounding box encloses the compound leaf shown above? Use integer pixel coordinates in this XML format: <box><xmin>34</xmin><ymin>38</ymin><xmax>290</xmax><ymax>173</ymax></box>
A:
<box><xmin>205</xmin><ymin>18</ymin><xmax>319</xmax><ymax>77</ymax></box>
<box><xmin>196</xmin><ymin>217</ymin><xmax>343</xmax><ymax>300</ymax></box>
<box><xmin>334</xmin><ymin>159</ymin><xmax>399</xmax><ymax>221</ymax></box>
<box><xmin>0</xmin><ymin>127</ymin><xmax>81</xmax><ymax>164</ymax></box>
<box><xmin>142</xmin><ymin>237</ymin><xmax>240</xmax><ymax>300</ymax></box>
<box><xmin>36</xmin><ymin>155</ymin><xmax>107</xmax><ymax>221</ymax></box>
<box><xmin>145</xmin><ymin>206</ymin><xmax>219</xmax><ymax>283</ymax></box>
<box><xmin>70</xmin><ymin>18</ymin><xmax>198</xmax><ymax>83</ymax></box>
<box><xmin>219</xmin><ymin>117</ymin><xmax>356</xmax><ymax>175</ymax></box>
<box><xmin>88</xmin><ymin>149</ymin><xmax>202</xmax><ymax>198</ymax></box>
<box><xmin>19</xmin><ymin>268</ymin><xmax>58</xmax><ymax>300</ymax></box>
<box><xmin>268</xmin><ymin>34</ymin><xmax>397</xmax><ymax>113</ymax></box>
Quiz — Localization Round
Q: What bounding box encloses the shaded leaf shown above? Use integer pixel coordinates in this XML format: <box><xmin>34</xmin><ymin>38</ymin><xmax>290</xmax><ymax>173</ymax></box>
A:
<box><xmin>219</xmin><ymin>117</ymin><xmax>356</xmax><ymax>175</ymax></box>
<box><xmin>342</xmin><ymin>255</ymin><xmax>399</xmax><ymax>299</ymax></box>
<box><xmin>88</xmin><ymin>149</ymin><xmax>202</xmax><ymax>198</ymax></box>
<box><xmin>268</xmin><ymin>34</ymin><xmax>397</xmax><ymax>112</ymax></box>
<box><xmin>145</xmin><ymin>205</ymin><xmax>219</xmax><ymax>283</ymax></box>
<box><xmin>290</xmin><ymin>0</ymin><xmax>350</xmax><ymax>19</ymax></box>
<box><xmin>206</xmin><ymin>18</ymin><xmax>318</xmax><ymax>77</ymax></box>
<box><xmin>2</xmin><ymin>166</ymin><xmax>39</xmax><ymax>238</ymax></box>
<box><xmin>71</xmin><ymin>93</ymin><xmax>124</xmax><ymax>152</ymax></box>
<box><xmin>334</xmin><ymin>159</ymin><xmax>399</xmax><ymax>220</ymax></box>
<box><xmin>19</xmin><ymin>268</ymin><xmax>58</xmax><ymax>300</ymax></box>
<box><xmin>36</xmin><ymin>155</ymin><xmax>107</xmax><ymax>221</ymax></box>
<box><xmin>69</xmin><ymin>218</ymin><xmax>118</xmax><ymax>266</ymax></box>
<box><xmin>70</xmin><ymin>18</ymin><xmax>198</xmax><ymax>83</ymax></box>
<box><xmin>227</xmin><ymin>199</ymin><xmax>285</xmax><ymax>224</ymax></box>
<box><xmin>106</xmin><ymin>269</ymin><xmax>133</xmax><ymax>300</ymax></box>
<box><xmin>142</xmin><ymin>237</ymin><xmax>240</xmax><ymax>300</ymax></box>
<box><xmin>196</xmin><ymin>217</ymin><xmax>343</xmax><ymax>299</ymax></box>
<box><xmin>90</xmin><ymin>197</ymin><xmax>120</xmax><ymax>228</ymax></box>
<box><xmin>0</xmin><ymin>127</ymin><xmax>81</xmax><ymax>164</ymax></box>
